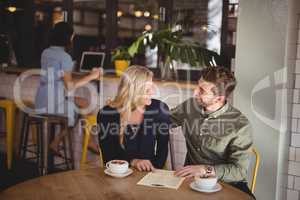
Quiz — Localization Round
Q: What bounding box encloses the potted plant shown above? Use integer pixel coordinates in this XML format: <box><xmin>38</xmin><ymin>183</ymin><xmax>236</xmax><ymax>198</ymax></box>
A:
<box><xmin>112</xmin><ymin>46</ymin><xmax>132</xmax><ymax>76</ymax></box>
<box><xmin>128</xmin><ymin>26</ymin><xmax>220</xmax><ymax>80</ymax></box>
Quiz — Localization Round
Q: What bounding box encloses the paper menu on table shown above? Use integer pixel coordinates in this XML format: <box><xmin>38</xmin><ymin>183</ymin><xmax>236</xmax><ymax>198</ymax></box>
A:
<box><xmin>137</xmin><ymin>169</ymin><xmax>185</xmax><ymax>190</ymax></box>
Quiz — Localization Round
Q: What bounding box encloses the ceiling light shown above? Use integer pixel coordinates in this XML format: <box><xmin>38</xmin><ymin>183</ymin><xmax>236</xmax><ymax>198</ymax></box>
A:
<box><xmin>134</xmin><ymin>10</ymin><xmax>143</xmax><ymax>18</ymax></box>
<box><xmin>117</xmin><ymin>11</ymin><xmax>123</xmax><ymax>17</ymax></box>
<box><xmin>200</xmin><ymin>25</ymin><xmax>208</xmax><ymax>31</ymax></box>
<box><xmin>144</xmin><ymin>11</ymin><xmax>150</xmax><ymax>17</ymax></box>
<box><xmin>7</xmin><ymin>6</ymin><xmax>17</xmax><ymax>13</ymax></box>
<box><xmin>153</xmin><ymin>14</ymin><xmax>159</xmax><ymax>20</ymax></box>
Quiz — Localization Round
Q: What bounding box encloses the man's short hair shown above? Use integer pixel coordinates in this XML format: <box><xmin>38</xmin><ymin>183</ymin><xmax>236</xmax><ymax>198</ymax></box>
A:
<box><xmin>200</xmin><ymin>66</ymin><xmax>236</xmax><ymax>98</ymax></box>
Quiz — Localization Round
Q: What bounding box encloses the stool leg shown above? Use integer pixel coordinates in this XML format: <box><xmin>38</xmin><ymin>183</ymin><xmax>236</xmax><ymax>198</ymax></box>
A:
<box><xmin>23</xmin><ymin>120</ymin><xmax>32</xmax><ymax>160</ymax></box>
<box><xmin>19</xmin><ymin>113</ymin><xmax>29</xmax><ymax>159</ymax></box>
<box><xmin>42</xmin><ymin>119</ymin><xmax>49</xmax><ymax>175</ymax></box>
<box><xmin>48</xmin><ymin>123</ymin><xmax>56</xmax><ymax>172</ymax></box>
<box><xmin>62</xmin><ymin>133</ymin><xmax>69</xmax><ymax>170</ymax></box>
<box><xmin>67</xmin><ymin>127</ymin><xmax>74</xmax><ymax>169</ymax></box>
<box><xmin>80</xmin><ymin>126</ymin><xmax>90</xmax><ymax>168</ymax></box>
<box><xmin>38</xmin><ymin>122</ymin><xmax>44</xmax><ymax>175</ymax></box>
<box><xmin>35</xmin><ymin>123</ymin><xmax>40</xmax><ymax>173</ymax></box>
<box><xmin>31</xmin><ymin>124</ymin><xmax>38</xmax><ymax>149</ymax></box>
<box><xmin>6</xmin><ymin>103</ymin><xmax>16</xmax><ymax>170</ymax></box>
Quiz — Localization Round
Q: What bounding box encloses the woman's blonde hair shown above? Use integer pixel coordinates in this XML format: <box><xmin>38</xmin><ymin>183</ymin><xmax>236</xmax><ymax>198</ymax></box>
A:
<box><xmin>108</xmin><ymin>65</ymin><xmax>153</xmax><ymax>144</ymax></box>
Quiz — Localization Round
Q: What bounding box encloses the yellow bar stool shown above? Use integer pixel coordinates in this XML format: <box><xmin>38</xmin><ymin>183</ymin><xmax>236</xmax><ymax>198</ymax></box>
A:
<box><xmin>80</xmin><ymin>115</ymin><xmax>103</xmax><ymax>168</ymax></box>
<box><xmin>0</xmin><ymin>99</ymin><xmax>16</xmax><ymax>170</ymax></box>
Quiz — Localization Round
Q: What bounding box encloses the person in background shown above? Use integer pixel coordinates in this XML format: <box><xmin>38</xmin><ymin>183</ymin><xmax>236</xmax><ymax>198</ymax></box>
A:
<box><xmin>171</xmin><ymin>66</ymin><xmax>255</xmax><ymax>198</ymax></box>
<box><xmin>35</xmin><ymin>22</ymin><xmax>102</xmax><ymax>155</ymax></box>
<box><xmin>98</xmin><ymin>65</ymin><xmax>170</xmax><ymax>171</ymax></box>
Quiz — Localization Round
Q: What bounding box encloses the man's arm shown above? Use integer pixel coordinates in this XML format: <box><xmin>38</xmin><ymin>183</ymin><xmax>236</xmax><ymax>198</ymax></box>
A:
<box><xmin>214</xmin><ymin>124</ymin><xmax>253</xmax><ymax>182</ymax></box>
<box><xmin>175</xmin><ymin>124</ymin><xmax>252</xmax><ymax>181</ymax></box>
<box><xmin>170</xmin><ymin>99</ymin><xmax>191</xmax><ymax>127</ymax></box>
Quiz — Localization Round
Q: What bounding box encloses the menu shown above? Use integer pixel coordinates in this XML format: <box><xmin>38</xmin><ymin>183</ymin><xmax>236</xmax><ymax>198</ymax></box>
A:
<box><xmin>137</xmin><ymin>169</ymin><xmax>185</xmax><ymax>190</ymax></box>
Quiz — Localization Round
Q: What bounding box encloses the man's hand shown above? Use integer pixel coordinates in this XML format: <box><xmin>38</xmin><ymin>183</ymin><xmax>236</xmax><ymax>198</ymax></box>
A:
<box><xmin>131</xmin><ymin>159</ymin><xmax>155</xmax><ymax>172</ymax></box>
<box><xmin>175</xmin><ymin>165</ymin><xmax>215</xmax><ymax>178</ymax></box>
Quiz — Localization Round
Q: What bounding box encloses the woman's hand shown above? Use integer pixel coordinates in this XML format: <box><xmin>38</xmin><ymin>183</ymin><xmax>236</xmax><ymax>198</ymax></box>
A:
<box><xmin>131</xmin><ymin>159</ymin><xmax>155</xmax><ymax>172</ymax></box>
<box><xmin>89</xmin><ymin>67</ymin><xmax>103</xmax><ymax>80</ymax></box>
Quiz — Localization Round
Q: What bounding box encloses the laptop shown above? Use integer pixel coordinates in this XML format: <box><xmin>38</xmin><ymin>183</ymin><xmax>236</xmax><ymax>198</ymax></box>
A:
<box><xmin>79</xmin><ymin>51</ymin><xmax>105</xmax><ymax>72</ymax></box>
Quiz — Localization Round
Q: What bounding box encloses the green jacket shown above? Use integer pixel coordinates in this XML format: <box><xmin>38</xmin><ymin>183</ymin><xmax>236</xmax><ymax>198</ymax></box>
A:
<box><xmin>170</xmin><ymin>98</ymin><xmax>253</xmax><ymax>182</ymax></box>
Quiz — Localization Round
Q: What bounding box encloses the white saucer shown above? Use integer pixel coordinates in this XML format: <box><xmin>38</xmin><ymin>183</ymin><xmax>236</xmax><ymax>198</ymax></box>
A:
<box><xmin>104</xmin><ymin>168</ymin><xmax>133</xmax><ymax>178</ymax></box>
<box><xmin>190</xmin><ymin>182</ymin><xmax>222</xmax><ymax>193</ymax></box>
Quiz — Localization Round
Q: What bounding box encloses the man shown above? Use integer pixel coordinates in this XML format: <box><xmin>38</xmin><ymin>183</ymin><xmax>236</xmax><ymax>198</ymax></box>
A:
<box><xmin>171</xmin><ymin>66</ymin><xmax>254</xmax><ymax>197</ymax></box>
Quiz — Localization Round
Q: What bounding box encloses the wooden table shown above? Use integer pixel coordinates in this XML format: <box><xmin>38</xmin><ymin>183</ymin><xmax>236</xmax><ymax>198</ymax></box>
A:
<box><xmin>0</xmin><ymin>168</ymin><xmax>254</xmax><ymax>200</ymax></box>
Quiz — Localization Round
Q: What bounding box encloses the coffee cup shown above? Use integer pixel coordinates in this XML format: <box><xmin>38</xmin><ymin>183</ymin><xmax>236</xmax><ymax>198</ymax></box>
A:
<box><xmin>106</xmin><ymin>160</ymin><xmax>129</xmax><ymax>174</ymax></box>
<box><xmin>194</xmin><ymin>176</ymin><xmax>218</xmax><ymax>190</ymax></box>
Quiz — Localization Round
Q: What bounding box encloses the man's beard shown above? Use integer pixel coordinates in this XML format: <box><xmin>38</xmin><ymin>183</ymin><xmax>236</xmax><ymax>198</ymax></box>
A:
<box><xmin>196</xmin><ymin>97</ymin><xmax>213</xmax><ymax>108</ymax></box>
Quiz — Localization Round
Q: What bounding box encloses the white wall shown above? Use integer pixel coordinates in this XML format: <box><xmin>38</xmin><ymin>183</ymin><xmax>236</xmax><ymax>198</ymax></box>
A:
<box><xmin>207</xmin><ymin>0</ymin><xmax>222</xmax><ymax>53</ymax></box>
<box><xmin>234</xmin><ymin>0</ymin><xmax>290</xmax><ymax>199</ymax></box>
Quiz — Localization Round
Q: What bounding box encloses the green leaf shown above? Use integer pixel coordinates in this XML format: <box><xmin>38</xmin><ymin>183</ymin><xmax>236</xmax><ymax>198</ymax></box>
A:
<box><xmin>196</xmin><ymin>48</ymin><xmax>204</xmax><ymax>67</ymax></box>
<box><xmin>180</xmin><ymin>47</ymin><xmax>188</xmax><ymax>63</ymax></box>
<box><xmin>165</xmin><ymin>43</ymin><xmax>171</xmax><ymax>59</ymax></box>
<box><xmin>126</xmin><ymin>27</ymin><xmax>220</xmax><ymax>68</ymax></box>
<box><xmin>170</xmin><ymin>46</ymin><xmax>178</xmax><ymax>61</ymax></box>
<box><xmin>111</xmin><ymin>46</ymin><xmax>131</xmax><ymax>61</ymax></box>
<box><xmin>128</xmin><ymin>36</ymin><xmax>144</xmax><ymax>57</ymax></box>
<box><xmin>188</xmin><ymin>47</ymin><xmax>197</xmax><ymax>67</ymax></box>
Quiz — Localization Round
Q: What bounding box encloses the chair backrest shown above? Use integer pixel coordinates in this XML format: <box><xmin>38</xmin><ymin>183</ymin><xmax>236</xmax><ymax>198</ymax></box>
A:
<box><xmin>249</xmin><ymin>147</ymin><xmax>260</xmax><ymax>193</ymax></box>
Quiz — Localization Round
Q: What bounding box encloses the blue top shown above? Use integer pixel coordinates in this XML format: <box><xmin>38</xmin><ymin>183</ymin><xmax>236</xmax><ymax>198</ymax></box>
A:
<box><xmin>35</xmin><ymin>46</ymin><xmax>76</xmax><ymax>126</ymax></box>
<box><xmin>98</xmin><ymin>99</ymin><xmax>170</xmax><ymax>169</ymax></box>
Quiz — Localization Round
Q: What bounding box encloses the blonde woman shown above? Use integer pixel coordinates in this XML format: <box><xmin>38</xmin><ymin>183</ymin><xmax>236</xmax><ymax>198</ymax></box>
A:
<box><xmin>97</xmin><ymin>65</ymin><xmax>170</xmax><ymax>171</ymax></box>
